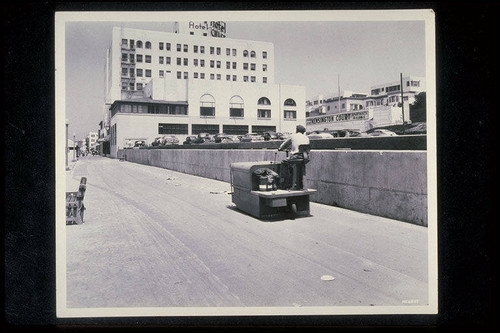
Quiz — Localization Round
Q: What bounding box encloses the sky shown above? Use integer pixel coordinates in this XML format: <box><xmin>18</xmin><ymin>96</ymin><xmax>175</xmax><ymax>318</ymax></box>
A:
<box><xmin>61</xmin><ymin>12</ymin><xmax>428</xmax><ymax>140</ymax></box>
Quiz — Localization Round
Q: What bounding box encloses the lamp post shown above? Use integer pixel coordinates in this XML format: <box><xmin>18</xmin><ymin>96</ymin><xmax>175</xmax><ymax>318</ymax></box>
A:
<box><xmin>72</xmin><ymin>133</ymin><xmax>77</xmax><ymax>162</ymax></box>
<box><xmin>66</xmin><ymin>119</ymin><xmax>70</xmax><ymax>170</ymax></box>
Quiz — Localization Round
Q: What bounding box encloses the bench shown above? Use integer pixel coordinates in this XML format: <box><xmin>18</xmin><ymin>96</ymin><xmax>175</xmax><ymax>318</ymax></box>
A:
<box><xmin>66</xmin><ymin>177</ymin><xmax>87</xmax><ymax>225</ymax></box>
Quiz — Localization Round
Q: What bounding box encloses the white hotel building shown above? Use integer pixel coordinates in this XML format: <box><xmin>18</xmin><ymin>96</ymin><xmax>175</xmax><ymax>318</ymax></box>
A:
<box><xmin>104</xmin><ymin>23</ymin><xmax>306</xmax><ymax>157</ymax></box>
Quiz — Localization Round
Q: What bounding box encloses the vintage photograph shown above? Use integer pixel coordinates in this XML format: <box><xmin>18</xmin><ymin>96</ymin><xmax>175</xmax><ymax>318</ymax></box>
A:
<box><xmin>56</xmin><ymin>10</ymin><xmax>437</xmax><ymax>317</ymax></box>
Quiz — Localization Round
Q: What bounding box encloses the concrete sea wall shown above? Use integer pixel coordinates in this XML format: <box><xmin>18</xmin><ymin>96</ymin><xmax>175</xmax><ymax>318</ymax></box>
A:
<box><xmin>118</xmin><ymin>148</ymin><xmax>428</xmax><ymax>226</ymax></box>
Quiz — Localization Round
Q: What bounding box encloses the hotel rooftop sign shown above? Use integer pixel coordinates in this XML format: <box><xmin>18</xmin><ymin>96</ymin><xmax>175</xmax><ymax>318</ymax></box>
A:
<box><xmin>175</xmin><ymin>21</ymin><xmax>227</xmax><ymax>38</ymax></box>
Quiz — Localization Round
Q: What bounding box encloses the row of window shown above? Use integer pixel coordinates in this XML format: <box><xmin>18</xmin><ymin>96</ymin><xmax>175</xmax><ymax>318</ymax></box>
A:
<box><xmin>121</xmin><ymin>39</ymin><xmax>268</xmax><ymax>59</ymax></box>
<box><xmin>370</xmin><ymin>81</ymin><xmax>421</xmax><ymax>95</ymax></box>
<box><xmin>112</xmin><ymin>98</ymin><xmax>297</xmax><ymax>119</ymax></box>
<box><xmin>120</xmin><ymin>72</ymin><xmax>269</xmax><ymax>89</ymax></box>
<box><xmin>116</xmin><ymin>104</ymin><xmax>297</xmax><ymax>120</ymax></box>
<box><xmin>158</xmin><ymin>124</ymin><xmax>278</xmax><ymax>136</ymax></box>
<box><xmin>121</xmin><ymin>53</ymin><xmax>269</xmax><ymax>72</ymax></box>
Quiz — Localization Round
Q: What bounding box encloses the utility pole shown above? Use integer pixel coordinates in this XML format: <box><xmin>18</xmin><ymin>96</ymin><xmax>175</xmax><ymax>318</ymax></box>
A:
<box><xmin>66</xmin><ymin>119</ymin><xmax>70</xmax><ymax>170</ymax></box>
<box><xmin>338</xmin><ymin>74</ymin><xmax>341</xmax><ymax>112</ymax></box>
<box><xmin>400</xmin><ymin>73</ymin><xmax>406</xmax><ymax>135</ymax></box>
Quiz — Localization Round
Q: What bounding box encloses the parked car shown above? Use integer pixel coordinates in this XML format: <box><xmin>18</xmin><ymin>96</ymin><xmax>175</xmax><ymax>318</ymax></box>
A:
<box><xmin>134</xmin><ymin>140</ymin><xmax>146</xmax><ymax>147</ymax></box>
<box><xmin>183</xmin><ymin>135</ymin><xmax>198</xmax><ymax>145</ymax></box>
<box><xmin>161</xmin><ymin>135</ymin><xmax>179</xmax><ymax>145</ymax></box>
<box><xmin>222</xmin><ymin>135</ymin><xmax>240</xmax><ymax>143</ymax></box>
<box><xmin>307</xmin><ymin>132</ymin><xmax>334</xmax><ymax>140</ymax></box>
<box><xmin>195</xmin><ymin>132</ymin><xmax>214</xmax><ymax>144</ymax></box>
<box><xmin>240</xmin><ymin>132</ymin><xmax>265</xmax><ymax>142</ymax></box>
<box><xmin>368</xmin><ymin>129</ymin><xmax>398</xmax><ymax>137</ymax></box>
<box><xmin>151</xmin><ymin>137</ymin><xmax>163</xmax><ymax>146</ymax></box>
<box><xmin>214</xmin><ymin>133</ymin><xmax>229</xmax><ymax>143</ymax></box>
<box><xmin>262</xmin><ymin>131</ymin><xmax>279</xmax><ymax>141</ymax></box>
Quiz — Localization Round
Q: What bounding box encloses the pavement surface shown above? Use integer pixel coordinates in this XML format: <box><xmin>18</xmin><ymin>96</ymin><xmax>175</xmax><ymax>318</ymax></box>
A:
<box><xmin>64</xmin><ymin>156</ymin><xmax>429</xmax><ymax>310</ymax></box>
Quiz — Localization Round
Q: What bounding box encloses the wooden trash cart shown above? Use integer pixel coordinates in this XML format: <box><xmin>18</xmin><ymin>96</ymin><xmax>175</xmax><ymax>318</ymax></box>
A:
<box><xmin>66</xmin><ymin>177</ymin><xmax>87</xmax><ymax>225</ymax></box>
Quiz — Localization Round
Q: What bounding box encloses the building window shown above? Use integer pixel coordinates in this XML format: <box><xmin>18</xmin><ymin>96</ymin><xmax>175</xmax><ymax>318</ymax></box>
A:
<box><xmin>262</xmin><ymin>51</ymin><xmax>267</xmax><ymax>59</ymax></box>
<box><xmin>226</xmin><ymin>61</ymin><xmax>231</xmax><ymax>69</ymax></box>
<box><xmin>121</xmin><ymin>67</ymin><xmax>127</xmax><ymax>76</ymax></box>
<box><xmin>194</xmin><ymin>59</ymin><xmax>198</xmax><ymax>66</ymax></box>
<box><xmin>177</xmin><ymin>71</ymin><xmax>181</xmax><ymax>79</ymax></box>
<box><xmin>166</xmin><ymin>57</ymin><xmax>171</xmax><ymax>64</ymax></box>
<box><xmin>177</xmin><ymin>57</ymin><xmax>181</xmax><ymax>65</ymax></box>
<box><xmin>146</xmin><ymin>69</ymin><xmax>152</xmax><ymax>77</ymax></box>
<box><xmin>136</xmin><ymin>54</ymin><xmax>143</xmax><ymax>63</ymax></box>
<box><xmin>223</xmin><ymin>125</ymin><xmax>248</xmax><ymax>135</ymax></box>
<box><xmin>284</xmin><ymin>98</ymin><xmax>297</xmax><ymax>106</ymax></box>
<box><xmin>263</xmin><ymin>64</ymin><xmax>267</xmax><ymax>72</ymax></box>
<box><xmin>263</xmin><ymin>77</ymin><xmax>267</xmax><ymax>83</ymax></box>
<box><xmin>145</xmin><ymin>55</ymin><xmax>151</xmax><ymax>63</ymax></box>
<box><xmin>210</xmin><ymin>73</ymin><xmax>215</xmax><ymax>80</ymax></box>
<box><xmin>190</xmin><ymin>32</ymin><xmax>194</xmax><ymax>35</ymax></box>
<box><xmin>183</xmin><ymin>58</ymin><xmax>188</xmax><ymax>66</ymax></box>
<box><xmin>136</xmin><ymin>69</ymin><xmax>143</xmax><ymax>77</ymax></box>
<box><xmin>136</xmin><ymin>40</ymin><xmax>143</xmax><ymax>48</ymax></box>
<box><xmin>194</xmin><ymin>72</ymin><xmax>198</xmax><ymax>79</ymax></box>
<box><xmin>210</xmin><ymin>60</ymin><xmax>214</xmax><ymax>68</ymax></box>
<box><xmin>251</xmin><ymin>76</ymin><xmax>256</xmax><ymax>82</ymax></box>
<box><xmin>200</xmin><ymin>59</ymin><xmax>205</xmax><ymax>67</ymax></box>
<box><xmin>129</xmin><ymin>40</ymin><xmax>135</xmax><ymax>49</ymax></box>
<box><xmin>216</xmin><ymin>61</ymin><xmax>221</xmax><ymax>68</ymax></box>
<box><xmin>216</xmin><ymin>47</ymin><xmax>221</xmax><ymax>55</ymax></box>
<box><xmin>159</xmin><ymin>56</ymin><xmax>164</xmax><ymax>64</ymax></box>
<box><xmin>226</xmin><ymin>74</ymin><xmax>231</xmax><ymax>81</ymax></box>
<box><xmin>230</xmin><ymin>96</ymin><xmax>244</xmax><ymax>118</ymax></box>
<box><xmin>226</xmin><ymin>48</ymin><xmax>231</xmax><ymax>56</ymax></box>
<box><xmin>166</xmin><ymin>43</ymin><xmax>171</xmax><ymax>51</ymax></box>
<box><xmin>284</xmin><ymin>110</ymin><xmax>297</xmax><ymax>119</ymax></box>
<box><xmin>121</xmin><ymin>53</ymin><xmax>128</xmax><ymax>61</ymax></box>
<box><xmin>137</xmin><ymin>83</ymin><xmax>143</xmax><ymax>91</ymax></box>
<box><xmin>183</xmin><ymin>44</ymin><xmax>188</xmax><ymax>52</ymax></box>
<box><xmin>183</xmin><ymin>72</ymin><xmax>188</xmax><ymax>79</ymax></box>
<box><xmin>232</xmin><ymin>49</ymin><xmax>237</xmax><ymax>56</ymax></box>
<box><xmin>258</xmin><ymin>97</ymin><xmax>271</xmax><ymax>105</ymax></box>
<box><xmin>159</xmin><ymin>42</ymin><xmax>164</xmax><ymax>50</ymax></box>
<box><xmin>200</xmin><ymin>94</ymin><xmax>215</xmax><ymax>117</ymax></box>
<box><xmin>129</xmin><ymin>68</ymin><xmax>134</xmax><ymax>77</ymax></box>
<box><xmin>177</xmin><ymin>44</ymin><xmax>181</xmax><ymax>51</ymax></box>
<box><xmin>257</xmin><ymin>109</ymin><xmax>271</xmax><ymax>118</ymax></box>
<box><xmin>192</xmin><ymin>124</ymin><xmax>219</xmax><ymax>135</ymax></box>
<box><xmin>159</xmin><ymin>70</ymin><xmax>164</xmax><ymax>78</ymax></box>
<box><xmin>200</xmin><ymin>73</ymin><xmax>205</xmax><ymax>79</ymax></box>
<box><xmin>243</xmin><ymin>50</ymin><xmax>249</xmax><ymax>57</ymax></box>
<box><xmin>251</xmin><ymin>63</ymin><xmax>256</xmax><ymax>71</ymax></box>
<box><xmin>145</xmin><ymin>41</ymin><xmax>151</xmax><ymax>49</ymax></box>
<box><xmin>129</xmin><ymin>83</ymin><xmax>135</xmax><ymax>90</ymax></box>
<box><xmin>159</xmin><ymin>123</ymin><xmax>188</xmax><ymax>134</ymax></box>
<box><xmin>243</xmin><ymin>63</ymin><xmax>248</xmax><ymax>70</ymax></box>
<box><xmin>210</xmin><ymin>46</ymin><xmax>214</xmax><ymax>54</ymax></box>
<box><xmin>200</xmin><ymin>46</ymin><xmax>205</xmax><ymax>53</ymax></box>
<box><xmin>250</xmin><ymin>50</ymin><xmax>256</xmax><ymax>58</ymax></box>
<box><xmin>216</xmin><ymin>74</ymin><xmax>221</xmax><ymax>80</ymax></box>
<box><xmin>232</xmin><ymin>62</ymin><xmax>237</xmax><ymax>69</ymax></box>
<box><xmin>121</xmin><ymin>39</ymin><xmax>127</xmax><ymax>47</ymax></box>
<box><xmin>233</xmin><ymin>75</ymin><xmax>237</xmax><ymax>81</ymax></box>
<box><xmin>243</xmin><ymin>76</ymin><xmax>248</xmax><ymax>82</ymax></box>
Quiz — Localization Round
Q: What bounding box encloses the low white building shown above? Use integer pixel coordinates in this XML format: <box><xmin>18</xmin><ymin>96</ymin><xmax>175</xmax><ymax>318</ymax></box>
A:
<box><xmin>305</xmin><ymin>76</ymin><xmax>425</xmax><ymax>132</ymax></box>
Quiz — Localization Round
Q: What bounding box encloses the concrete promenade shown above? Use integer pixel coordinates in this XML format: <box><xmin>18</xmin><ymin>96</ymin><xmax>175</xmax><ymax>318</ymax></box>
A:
<box><xmin>63</xmin><ymin>156</ymin><xmax>431</xmax><ymax>314</ymax></box>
